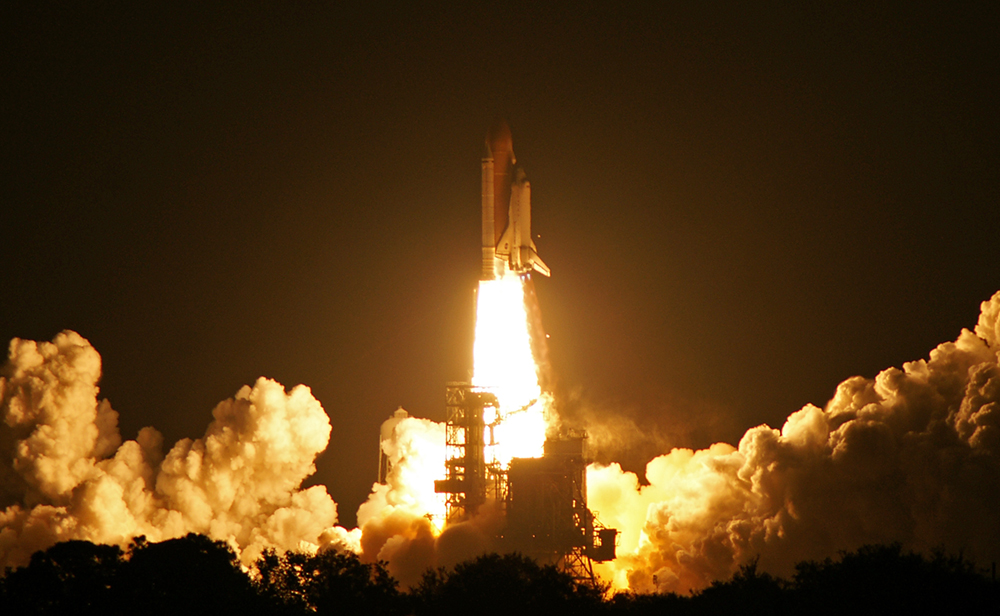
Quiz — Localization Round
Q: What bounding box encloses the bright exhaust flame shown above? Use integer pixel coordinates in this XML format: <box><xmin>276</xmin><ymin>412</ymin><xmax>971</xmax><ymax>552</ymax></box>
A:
<box><xmin>472</xmin><ymin>272</ymin><xmax>548</xmax><ymax>466</ymax></box>
<box><xmin>350</xmin><ymin>270</ymin><xmax>550</xmax><ymax>585</ymax></box>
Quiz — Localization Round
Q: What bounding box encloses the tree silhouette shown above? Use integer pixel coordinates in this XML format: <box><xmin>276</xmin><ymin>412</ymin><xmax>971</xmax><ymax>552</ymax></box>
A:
<box><xmin>119</xmin><ymin>533</ymin><xmax>263</xmax><ymax>614</ymax></box>
<box><xmin>256</xmin><ymin>549</ymin><xmax>312</xmax><ymax>614</ymax></box>
<box><xmin>412</xmin><ymin>553</ymin><xmax>604</xmax><ymax>616</ymax></box>
<box><xmin>695</xmin><ymin>558</ymin><xmax>786</xmax><ymax>616</ymax></box>
<box><xmin>2</xmin><ymin>539</ymin><xmax>997</xmax><ymax>615</ymax></box>
<box><xmin>605</xmin><ymin>589</ymin><xmax>693</xmax><ymax>616</ymax></box>
<box><xmin>0</xmin><ymin>540</ymin><xmax>124</xmax><ymax>614</ymax></box>
<box><xmin>256</xmin><ymin>548</ymin><xmax>403</xmax><ymax>615</ymax></box>
<box><xmin>790</xmin><ymin>543</ymin><xmax>997</xmax><ymax>616</ymax></box>
<box><xmin>600</xmin><ymin>545</ymin><xmax>998</xmax><ymax>616</ymax></box>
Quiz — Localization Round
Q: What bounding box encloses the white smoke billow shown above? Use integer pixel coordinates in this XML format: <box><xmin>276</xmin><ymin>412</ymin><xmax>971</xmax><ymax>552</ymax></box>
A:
<box><xmin>589</xmin><ymin>291</ymin><xmax>1000</xmax><ymax>593</ymax></box>
<box><xmin>353</xmin><ymin>415</ymin><xmax>504</xmax><ymax>587</ymax></box>
<box><xmin>0</xmin><ymin>331</ymin><xmax>339</xmax><ymax>570</ymax></box>
<box><xmin>355</xmin><ymin>415</ymin><xmax>445</xmax><ymax>584</ymax></box>
<box><xmin>3</xmin><ymin>291</ymin><xmax>1000</xmax><ymax>593</ymax></box>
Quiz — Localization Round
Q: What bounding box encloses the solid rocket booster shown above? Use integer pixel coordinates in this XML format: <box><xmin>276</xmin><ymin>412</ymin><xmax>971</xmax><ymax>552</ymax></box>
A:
<box><xmin>481</xmin><ymin>123</ymin><xmax>550</xmax><ymax>280</ymax></box>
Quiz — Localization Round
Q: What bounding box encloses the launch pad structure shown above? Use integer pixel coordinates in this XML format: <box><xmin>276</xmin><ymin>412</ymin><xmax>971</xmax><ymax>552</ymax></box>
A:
<box><xmin>434</xmin><ymin>124</ymin><xmax>615</xmax><ymax>584</ymax></box>
<box><xmin>385</xmin><ymin>123</ymin><xmax>616</xmax><ymax>585</ymax></box>
<box><xmin>434</xmin><ymin>382</ymin><xmax>617</xmax><ymax>586</ymax></box>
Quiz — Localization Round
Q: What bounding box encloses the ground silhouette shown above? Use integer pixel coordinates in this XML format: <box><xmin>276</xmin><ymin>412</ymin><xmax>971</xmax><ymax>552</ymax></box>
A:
<box><xmin>1</xmin><ymin>537</ymin><xmax>996</xmax><ymax>615</ymax></box>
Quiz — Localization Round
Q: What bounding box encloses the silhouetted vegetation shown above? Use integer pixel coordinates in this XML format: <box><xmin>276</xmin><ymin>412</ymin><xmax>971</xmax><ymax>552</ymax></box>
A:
<box><xmin>256</xmin><ymin>548</ymin><xmax>403</xmax><ymax>615</ymax></box>
<box><xmin>1</xmin><ymin>538</ymin><xmax>997</xmax><ymax>615</ymax></box>
<box><xmin>607</xmin><ymin>543</ymin><xmax>998</xmax><ymax>616</ymax></box>
<box><xmin>411</xmin><ymin>552</ymin><xmax>605</xmax><ymax>616</ymax></box>
<box><xmin>122</xmin><ymin>534</ymin><xmax>262</xmax><ymax>614</ymax></box>
<box><xmin>0</xmin><ymin>540</ymin><xmax>124</xmax><ymax>614</ymax></box>
<box><xmin>787</xmin><ymin>543</ymin><xmax>995</xmax><ymax>616</ymax></box>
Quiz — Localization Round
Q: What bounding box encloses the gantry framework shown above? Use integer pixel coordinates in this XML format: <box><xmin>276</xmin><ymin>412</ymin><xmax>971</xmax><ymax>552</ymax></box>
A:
<box><xmin>434</xmin><ymin>382</ymin><xmax>507</xmax><ymax>522</ymax></box>
<box><xmin>433</xmin><ymin>383</ymin><xmax>618</xmax><ymax>586</ymax></box>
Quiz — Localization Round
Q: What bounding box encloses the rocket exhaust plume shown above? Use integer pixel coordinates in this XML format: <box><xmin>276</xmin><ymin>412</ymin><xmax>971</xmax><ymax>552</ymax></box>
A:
<box><xmin>350</xmin><ymin>268</ymin><xmax>553</xmax><ymax>586</ymax></box>
<box><xmin>474</xmin><ymin>121</ymin><xmax>552</xmax><ymax>465</ymax></box>
<box><xmin>472</xmin><ymin>273</ymin><xmax>549</xmax><ymax>465</ymax></box>
<box><xmin>351</xmin><ymin>123</ymin><xmax>557</xmax><ymax>585</ymax></box>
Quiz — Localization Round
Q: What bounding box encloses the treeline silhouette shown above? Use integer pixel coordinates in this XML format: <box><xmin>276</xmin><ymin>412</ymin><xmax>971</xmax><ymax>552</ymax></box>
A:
<box><xmin>1</xmin><ymin>535</ymin><xmax>996</xmax><ymax>615</ymax></box>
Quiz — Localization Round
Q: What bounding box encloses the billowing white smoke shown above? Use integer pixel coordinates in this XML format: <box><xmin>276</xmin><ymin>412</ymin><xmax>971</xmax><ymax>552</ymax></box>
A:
<box><xmin>352</xmin><ymin>415</ymin><xmax>503</xmax><ymax>588</ymax></box>
<box><xmin>0</xmin><ymin>331</ymin><xmax>339</xmax><ymax>570</ymax></box>
<box><xmin>0</xmin><ymin>331</ymin><xmax>502</xmax><ymax>585</ymax></box>
<box><xmin>590</xmin><ymin>291</ymin><xmax>1000</xmax><ymax>593</ymax></box>
<box><xmin>354</xmin><ymin>415</ymin><xmax>444</xmax><ymax>583</ymax></box>
<box><xmin>9</xmin><ymin>290</ymin><xmax>999</xmax><ymax>593</ymax></box>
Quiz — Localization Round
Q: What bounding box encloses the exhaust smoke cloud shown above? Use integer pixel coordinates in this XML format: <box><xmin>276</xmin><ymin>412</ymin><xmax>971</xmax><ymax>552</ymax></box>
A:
<box><xmin>3</xmin><ymin>290</ymin><xmax>999</xmax><ymax>594</ymax></box>
<box><xmin>588</xmin><ymin>291</ymin><xmax>1000</xmax><ymax>593</ymax></box>
<box><xmin>353</xmin><ymin>412</ymin><xmax>505</xmax><ymax>587</ymax></box>
<box><xmin>0</xmin><ymin>331</ymin><xmax>339</xmax><ymax>570</ymax></box>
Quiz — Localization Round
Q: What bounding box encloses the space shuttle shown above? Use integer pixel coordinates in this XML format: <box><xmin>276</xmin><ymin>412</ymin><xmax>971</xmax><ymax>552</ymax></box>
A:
<box><xmin>481</xmin><ymin>122</ymin><xmax>550</xmax><ymax>281</ymax></box>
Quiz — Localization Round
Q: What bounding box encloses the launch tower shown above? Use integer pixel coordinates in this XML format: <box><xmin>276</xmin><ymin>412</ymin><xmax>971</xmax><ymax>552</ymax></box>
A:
<box><xmin>434</xmin><ymin>386</ymin><xmax>617</xmax><ymax>584</ymax></box>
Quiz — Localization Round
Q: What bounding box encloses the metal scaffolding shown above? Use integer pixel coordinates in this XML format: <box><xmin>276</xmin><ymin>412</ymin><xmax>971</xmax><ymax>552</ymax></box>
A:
<box><xmin>433</xmin><ymin>382</ymin><xmax>618</xmax><ymax>586</ymax></box>
<box><xmin>502</xmin><ymin>432</ymin><xmax>617</xmax><ymax>586</ymax></box>
<box><xmin>434</xmin><ymin>382</ymin><xmax>506</xmax><ymax>522</ymax></box>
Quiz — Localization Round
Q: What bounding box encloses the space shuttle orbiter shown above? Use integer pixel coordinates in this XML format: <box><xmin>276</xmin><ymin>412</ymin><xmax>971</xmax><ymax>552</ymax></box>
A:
<box><xmin>481</xmin><ymin>122</ymin><xmax>550</xmax><ymax>281</ymax></box>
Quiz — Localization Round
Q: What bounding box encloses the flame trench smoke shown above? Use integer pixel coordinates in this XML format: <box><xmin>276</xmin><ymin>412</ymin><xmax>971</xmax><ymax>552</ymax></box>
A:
<box><xmin>3</xmin><ymin>290</ymin><xmax>999</xmax><ymax>593</ymax></box>
<box><xmin>589</xmin><ymin>292</ymin><xmax>1000</xmax><ymax>593</ymax></box>
<box><xmin>0</xmin><ymin>331</ymin><xmax>344</xmax><ymax>570</ymax></box>
<box><xmin>0</xmin><ymin>272</ymin><xmax>551</xmax><ymax>588</ymax></box>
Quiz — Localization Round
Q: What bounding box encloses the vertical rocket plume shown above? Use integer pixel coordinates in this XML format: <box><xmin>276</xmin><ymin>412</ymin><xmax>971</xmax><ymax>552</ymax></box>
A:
<box><xmin>474</xmin><ymin>123</ymin><xmax>552</xmax><ymax>462</ymax></box>
<box><xmin>349</xmin><ymin>271</ymin><xmax>552</xmax><ymax>586</ymax></box>
<box><xmin>351</xmin><ymin>125</ymin><xmax>555</xmax><ymax>585</ymax></box>
<box><xmin>472</xmin><ymin>274</ymin><xmax>549</xmax><ymax>464</ymax></box>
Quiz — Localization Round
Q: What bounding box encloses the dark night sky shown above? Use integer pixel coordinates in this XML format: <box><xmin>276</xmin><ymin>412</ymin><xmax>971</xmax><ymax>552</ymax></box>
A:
<box><xmin>3</xmin><ymin>3</ymin><xmax>999</xmax><ymax>526</ymax></box>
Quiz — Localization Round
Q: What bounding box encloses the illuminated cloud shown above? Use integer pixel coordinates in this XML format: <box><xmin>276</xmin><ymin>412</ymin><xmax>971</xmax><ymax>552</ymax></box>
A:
<box><xmin>590</xmin><ymin>291</ymin><xmax>1000</xmax><ymax>593</ymax></box>
<box><xmin>0</xmin><ymin>332</ymin><xmax>338</xmax><ymax>569</ymax></box>
<box><xmin>4</xmin><ymin>290</ymin><xmax>999</xmax><ymax>594</ymax></box>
